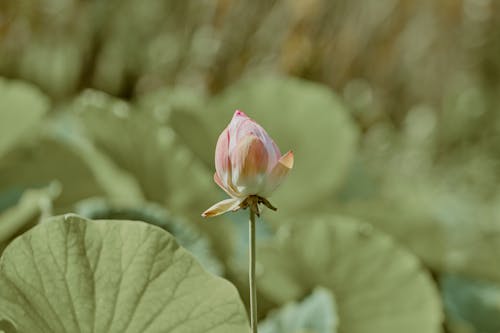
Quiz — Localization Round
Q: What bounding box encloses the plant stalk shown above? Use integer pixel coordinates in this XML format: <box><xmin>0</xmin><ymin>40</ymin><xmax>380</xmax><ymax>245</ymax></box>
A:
<box><xmin>249</xmin><ymin>205</ymin><xmax>258</xmax><ymax>333</ymax></box>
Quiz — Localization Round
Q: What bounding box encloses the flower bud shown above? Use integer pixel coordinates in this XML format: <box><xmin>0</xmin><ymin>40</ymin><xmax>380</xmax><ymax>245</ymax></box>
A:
<box><xmin>203</xmin><ymin>110</ymin><xmax>293</xmax><ymax>217</ymax></box>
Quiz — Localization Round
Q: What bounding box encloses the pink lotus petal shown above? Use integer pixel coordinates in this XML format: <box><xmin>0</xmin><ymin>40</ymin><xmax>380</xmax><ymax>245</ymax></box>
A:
<box><xmin>214</xmin><ymin>173</ymin><xmax>238</xmax><ymax>198</ymax></box>
<box><xmin>262</xmin><ymin>150</ymin><xmax>294</xmax><ymax>197</ymax></box>
<box><xmin>205</xmin><ymin>110</ymin><xmax>293</xmax><ymax>217</ymax></box>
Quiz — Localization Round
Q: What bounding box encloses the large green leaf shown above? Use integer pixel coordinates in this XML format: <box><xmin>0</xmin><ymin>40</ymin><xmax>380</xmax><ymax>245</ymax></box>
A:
<box><xmin>75</xmin><ymin>198</ymin><xmax>224</xmax><ymax>275</ymax></box>
<box><xmin>335</xmin><ymin>118</ymin><xmax>500</xmax><ymax>283</ymax></box>
<box><xmin>259</xmin><ymin>287</ymin><xmax>338</xmax><ymax>333</ymax></box>
<box><xmin>0</xmin><ymin>214</ymin><xmax>249</xmax><ymax>333</ymax></box>
<box><xmin>337</xmin><ymin>197</ymin><xmax>500</xmax><ymax>283</ymax></box>
<box><xmin>257</xmin><ymin>215</ymin><xmax>443</xmax><ymax>333</ymax></box>
<box><xmin>0</xmin><ymin>78</ymin><xmax>49</xmax><ymax>158</ymax></box>
<box><xmin>182</xmin><ymin>76</ymin><xmax>359</xmax><ymax>213</ymax></box>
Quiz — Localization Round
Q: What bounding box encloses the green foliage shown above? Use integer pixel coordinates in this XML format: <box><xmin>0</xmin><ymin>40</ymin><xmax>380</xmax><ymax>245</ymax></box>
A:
<box><xmin>259</xmin><ymin>287</ymin><xmax>338</xmax><ymax>333</ymax></box>
<box><xmin>258</xmin><ymin>215</ymin><xmax>443</xmax><ymax>333</ymax></box>
<box><xmin>71</xmin><ymin>89</ymin><xmax>216</xmax><ymax>216</ymax></box>
<box><xmin>0</xmin><ymin>78</ymin><xmax>49</xmax><ymax>158</ymax></box>
<box><xmin>0</xmin><ymin>185</ymin><xmax>59</xmax><ymax>253</ymax></box>
<box><xmin>1</xmin><ymin>0</ymin><xmax>500</xmax><ymax>329</ymax></box>
<box><xmin>441</xmin><ymin>275</ymin><xmax>500</xmax><ymax>333</ymax></box>
<box><xmin>0</xmin><ymin>215</ymin><xmax>249</xmax><ymax>332</ymax></box>
<box><xmin>0</xmin><ymin>135</ymin><xmax>124</xmax><ymax>212</ymax></box>
<box><xmin>75</xmin><ymin>198</ymin><xmax>224</xmax><ymax>275</ymax></box>
<box><xmin>339</xmin><ymin>199</ymin><xmax>500</xmax><ymax>283</ymax></box>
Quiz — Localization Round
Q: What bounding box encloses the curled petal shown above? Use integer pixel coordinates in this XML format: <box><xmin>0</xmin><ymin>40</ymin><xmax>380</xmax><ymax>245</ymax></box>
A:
<box><xmin>201</xmin><ymin>198</ymin><xmax>243</xmax><ymax>218</ymax></box>
<box><xmin>279</xmin><ymin>150</ymin><xmax>294</xmax><ymax>169</ymax></box>
<box><xmin>214</xmin><ymin>173</ymin><xmax>238</xmax><ymax>198</ymax></box>
<box><xmin>262</xmin><ymin>150</ymin><xmax>294</xmax><ymax>197</ymax></box>
<box><xmin>215</xmin><ymin>127</ymin><xmax>231</xmax><ymax>185</ymax></box>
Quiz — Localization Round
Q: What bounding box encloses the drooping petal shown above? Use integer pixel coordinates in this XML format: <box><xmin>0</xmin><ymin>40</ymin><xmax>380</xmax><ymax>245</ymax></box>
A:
<box><xmin>201</xmin><ymin>198</ymin><xmax>243</xmax><ymax>218</ymax></box>
<box><xmin>262</xmin><ymin>150</ymin><xmax>294</xmax><ymax>197</ymax></box>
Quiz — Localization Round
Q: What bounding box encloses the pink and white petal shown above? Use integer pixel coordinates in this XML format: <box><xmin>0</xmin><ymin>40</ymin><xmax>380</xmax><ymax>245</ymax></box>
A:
<box><xmin>228</xmin><ymin>111</ymin><xmax>250</xmax><ymax>149</ymax></box>
<box><xmin>251</xmin><ymin>126</ymin><xmax>280</xmax><ymax>171</ymax></box>
<box><xmin>261</xmin><ymin>150</ymin><xmax>294</xmax><ymax>197</ymax></box>
<box><xmin>215</xmin><ymin>127</ymin><xmax>231</xmax><ymax>181</ymax></box>
<box><xmin>232</xmin><ymin>135</ymin><xmax>269</xmax><ymax>183</ymax></box>
<box><xmin>214</xmin><ymin>173</ymin><xmax>240</xmax><ymax>198</ymax></box>
<box><xmin>201</xmin><ymin>198</ymin><xmax>243</xmax><ymax>218</ymax></box>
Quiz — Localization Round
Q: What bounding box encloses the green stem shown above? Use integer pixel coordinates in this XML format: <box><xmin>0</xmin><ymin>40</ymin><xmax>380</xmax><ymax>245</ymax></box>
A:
<box><xmin>249</xmin><ymin>206</ymin><xmax>258</xmax><ymax>333</ymax></box>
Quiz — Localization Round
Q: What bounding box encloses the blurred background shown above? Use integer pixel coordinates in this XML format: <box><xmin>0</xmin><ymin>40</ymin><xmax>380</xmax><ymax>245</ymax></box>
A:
<box><xmin>1</xmin><ymin>0</ymin><xmax>500</xmax><ymax>332</ymax></box>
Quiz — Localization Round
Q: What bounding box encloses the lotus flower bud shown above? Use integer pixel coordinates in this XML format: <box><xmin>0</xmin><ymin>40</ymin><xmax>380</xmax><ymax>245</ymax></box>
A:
<box><xmin>202</xmin><ymin>110</ymin><xmax>293</xmax><ymax>217</ymax></box>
